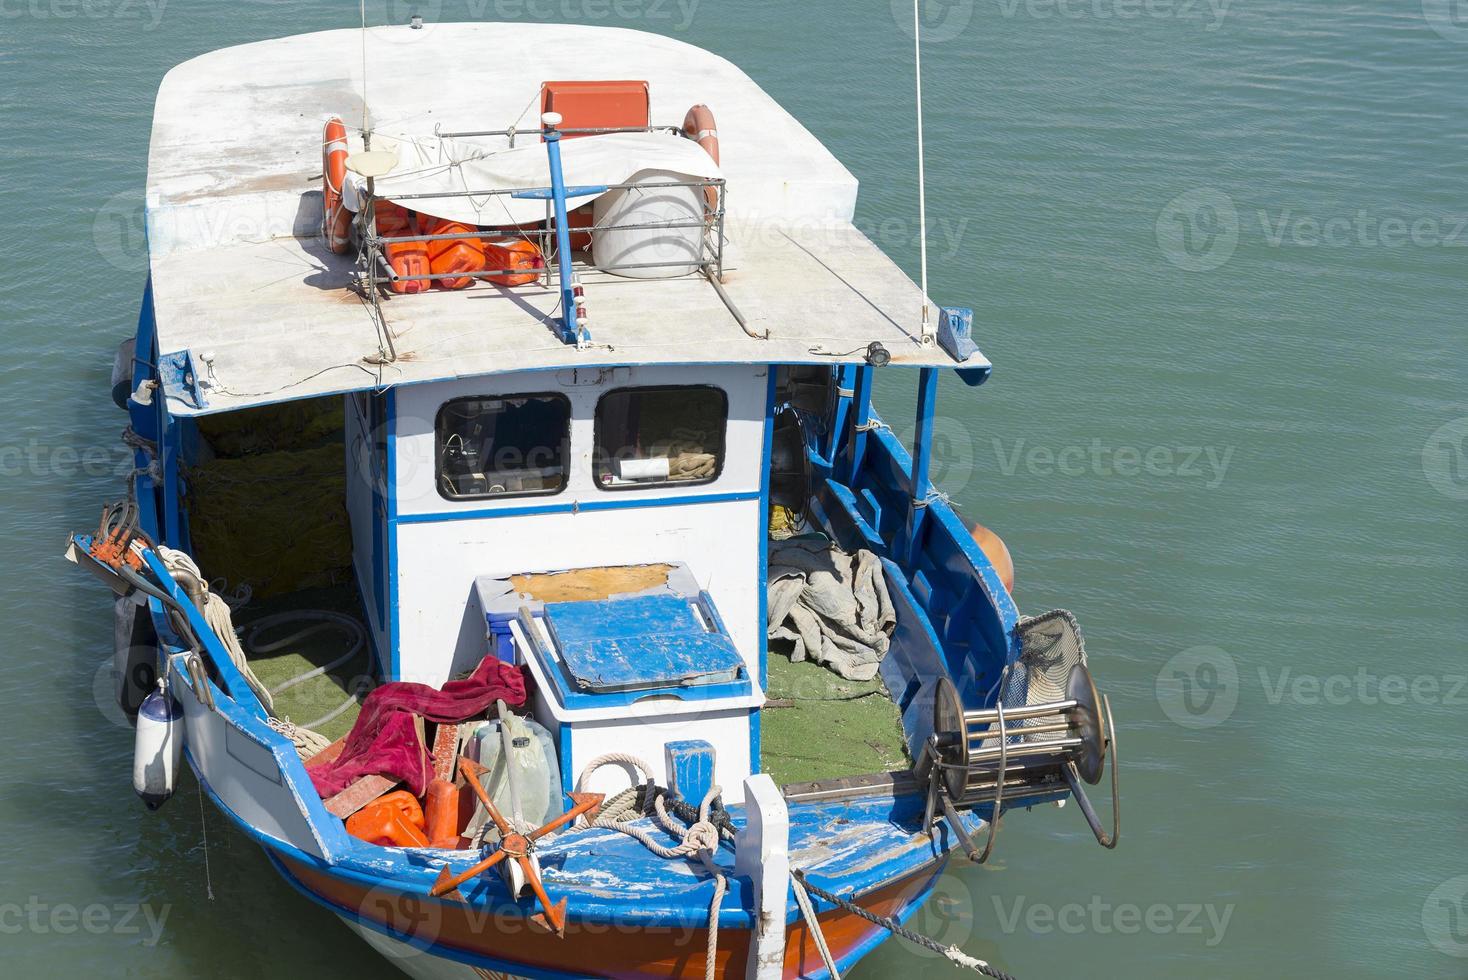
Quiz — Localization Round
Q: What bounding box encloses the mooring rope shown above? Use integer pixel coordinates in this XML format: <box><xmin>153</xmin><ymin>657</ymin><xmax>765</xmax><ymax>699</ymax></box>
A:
<box><xmin>791</xmin><ymin>870</ymin><xmax>1018</xmax><ymax>980</ymax></box>
<box><xmin>790</xmin><ymin>873</ymin><xmax>841</xmax><ymax>980</ymax></box>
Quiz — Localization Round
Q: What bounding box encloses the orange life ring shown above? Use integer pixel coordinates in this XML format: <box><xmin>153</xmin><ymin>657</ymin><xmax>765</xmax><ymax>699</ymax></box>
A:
<box><xmin>682</xmin><ymin>104</ymin><xmax>720</xmax><ymax>216</ymax></box>
<box><xmin>321</xmin><ymin>117</ymin><xmax>353</xmax><ymax>254</ymax></box>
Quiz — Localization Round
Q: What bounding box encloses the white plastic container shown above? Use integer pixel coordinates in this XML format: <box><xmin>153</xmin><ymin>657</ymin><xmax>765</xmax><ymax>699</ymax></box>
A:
<box><xmin>592</xmin><ymin>169</ymin><xmax>704</xmax><ymax>279</ymax></box>
<box><xmin>463</xmin><ymin>712</ymin><xmax>563</xmax><ymax>840</ymax></box>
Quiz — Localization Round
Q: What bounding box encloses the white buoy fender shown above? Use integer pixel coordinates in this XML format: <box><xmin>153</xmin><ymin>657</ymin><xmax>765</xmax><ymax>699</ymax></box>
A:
<box><xmin>134</xmin><ymin>683</ymin><xmax>184</xmax><ymax>811</ymax></box>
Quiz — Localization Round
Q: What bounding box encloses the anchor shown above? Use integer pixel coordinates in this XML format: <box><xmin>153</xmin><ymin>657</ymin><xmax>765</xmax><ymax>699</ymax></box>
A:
<box><xmin>430</xmin><ymin>757</ymin><xmax>603</xmax><ymax>937</ymax></box>
<box><xmin>919</xmin><ymin>610</ymin><xmax>1120</xmax><ymax>861</ymax></box>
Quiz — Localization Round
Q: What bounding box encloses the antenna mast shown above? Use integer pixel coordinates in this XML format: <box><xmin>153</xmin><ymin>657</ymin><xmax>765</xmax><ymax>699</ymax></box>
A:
<box><xmin>912</xmin><ymin>0</ymin><xmax>934</xmax><ymax>345</ymax></box>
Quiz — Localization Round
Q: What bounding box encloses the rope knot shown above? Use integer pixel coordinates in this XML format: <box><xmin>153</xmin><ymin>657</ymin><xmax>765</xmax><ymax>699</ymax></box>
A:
<box><xmin>683</xmin><ymin>821</ymin><xmax>720</xmax><ymax>857</ymax></box>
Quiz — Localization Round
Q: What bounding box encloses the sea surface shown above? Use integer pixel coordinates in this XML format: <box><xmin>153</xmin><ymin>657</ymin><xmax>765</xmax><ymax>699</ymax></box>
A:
<box><xmin>0</xmin><ymin>1</ymin><xmax>1463</xmax><ymax>977</ymax></box>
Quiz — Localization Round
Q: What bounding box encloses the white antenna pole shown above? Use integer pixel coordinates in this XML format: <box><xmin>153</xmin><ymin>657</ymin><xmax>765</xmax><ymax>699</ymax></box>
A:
<box><xmin>913</xmin><ymin>0</ymin><xmax>934</xmax><ymax>345</ymax></box>
<box><xmin>359</xmin><ymin>0</ymin><xmax>370</xmax><ymax>142</ymax></box>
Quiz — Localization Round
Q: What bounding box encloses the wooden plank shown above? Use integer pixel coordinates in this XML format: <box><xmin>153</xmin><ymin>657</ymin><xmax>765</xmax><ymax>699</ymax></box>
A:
<box><xmin>509</xmin><ymin>564</ymin><xmax>674</xmax><ymax>603</ymax></box>
<box><xmin>431</xmin><ymin>723</ymin><xmax>460</xmax><ymax>783</ymax></box>
<box><xmin>323</xmin><ymin>775</ymin><xmax>398</xmax><ymax>820</ymax></box>
<box><xmin>307</xmin><ymin>735</ymin><xmax>348</xmax><ymax>767</ymax></box>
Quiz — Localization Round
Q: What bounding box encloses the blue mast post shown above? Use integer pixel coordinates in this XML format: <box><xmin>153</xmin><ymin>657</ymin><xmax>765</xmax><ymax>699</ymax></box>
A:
<box><xmin>540</xmin><ymin>112</ymin><xmax>588</xmax><ymax>347</ymax></box>
<box><xmin>840</xmin><ymin>365</ymin><xmax>874</xmax><ymax>486</ymax></box>
<box><xmin>904</xmin><ymin>367</ymin><xmax>939</xmax><ymax>568</ymax></box>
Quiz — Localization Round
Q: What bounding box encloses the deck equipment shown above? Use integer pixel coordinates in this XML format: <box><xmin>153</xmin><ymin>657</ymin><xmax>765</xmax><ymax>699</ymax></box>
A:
<box><xmin>922</xmin><ymin>611</ymin><xmax>1121</xmax><ymax>861</ymax></box>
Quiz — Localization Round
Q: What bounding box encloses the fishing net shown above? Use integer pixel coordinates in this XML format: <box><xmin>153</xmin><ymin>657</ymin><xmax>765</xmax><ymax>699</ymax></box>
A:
<box><xmin>995</xmin><ymin>609</ymin><xmax>1088</xmax><ymax>745</ymax></box>
<box><xmin>186</xmin><ymin>398</ymin><xmax>353</xmax><ymax>599</ymax></box>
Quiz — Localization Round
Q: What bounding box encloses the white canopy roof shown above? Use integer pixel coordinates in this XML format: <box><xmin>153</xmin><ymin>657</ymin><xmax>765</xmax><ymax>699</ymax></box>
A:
<box><xmin>352</xmin><ymin>131</ymin><xmax>723</xmax><ymax>227</ymax></box>
<box><xmin>144</xmin><ymin>23</ymin><xmax>988</xmax><ymax>417</ymax></box>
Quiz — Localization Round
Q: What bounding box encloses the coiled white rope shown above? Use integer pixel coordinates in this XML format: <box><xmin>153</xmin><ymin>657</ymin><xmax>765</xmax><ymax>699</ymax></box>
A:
<box><xmin>158</xmin><ymin>547</ymin><xmax>275</xmax><ymax>713</ymax></box>
<box><xmin>576</xmin><ymin>754</ymin><xmax>729</xmax><ymax>980</ymax></box>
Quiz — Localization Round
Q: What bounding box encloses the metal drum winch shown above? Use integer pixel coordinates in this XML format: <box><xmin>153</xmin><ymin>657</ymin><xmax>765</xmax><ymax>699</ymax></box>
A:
<box><xmin>920</xmin><ymin>609</ymin><xmax>1120</xmax><ymax>862</ymax></box>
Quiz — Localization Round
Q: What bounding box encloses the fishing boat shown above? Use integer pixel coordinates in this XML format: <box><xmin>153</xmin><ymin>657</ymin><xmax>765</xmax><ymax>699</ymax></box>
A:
<box><xmin>71</xmin><ymin>20</ymin><xmax>1120</xmax><ymax>980</ymax></box>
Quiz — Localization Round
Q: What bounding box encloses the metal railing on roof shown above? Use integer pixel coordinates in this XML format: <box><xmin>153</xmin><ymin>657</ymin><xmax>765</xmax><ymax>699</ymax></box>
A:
<box><xmin>351</xmin><ymin>119</ymin><xmax>756</xmax><ymax>350</ymax></box>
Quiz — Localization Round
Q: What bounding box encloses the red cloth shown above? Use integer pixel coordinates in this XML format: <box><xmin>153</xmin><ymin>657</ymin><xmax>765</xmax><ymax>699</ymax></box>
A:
<box><xmin>307</xmin><ymin>655</ymin><xmax>529</xmax><ymax>799</ymax></box>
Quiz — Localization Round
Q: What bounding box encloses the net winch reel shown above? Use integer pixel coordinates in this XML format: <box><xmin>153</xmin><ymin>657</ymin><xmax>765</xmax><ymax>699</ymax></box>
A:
<box><xmin>917</xmin><ymin>610</ymin><xmax>1120</xmax><ymax>862</ymax></box>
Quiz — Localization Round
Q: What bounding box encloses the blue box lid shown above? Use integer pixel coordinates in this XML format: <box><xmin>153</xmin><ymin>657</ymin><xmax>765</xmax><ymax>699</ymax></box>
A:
<box><xmin>543</xmin><ymin>594</ymin><xmax>744</xmax><ymax>694</ymax></box>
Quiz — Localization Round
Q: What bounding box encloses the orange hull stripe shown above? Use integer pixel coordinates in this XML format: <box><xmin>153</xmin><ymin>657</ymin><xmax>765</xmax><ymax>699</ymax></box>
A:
<box><xmin>279</xmin><ymin>855</ymin><xmax>937</xmax><ymax>979</ymax></box>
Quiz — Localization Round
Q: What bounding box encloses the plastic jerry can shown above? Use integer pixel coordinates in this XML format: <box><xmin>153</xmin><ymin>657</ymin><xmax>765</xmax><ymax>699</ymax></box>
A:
<box><xmin>463</xmin><ymin>712</ymin><xmax>563</xmax><ymax>840</ymax></box>
<box><xmin>481</xmin><ymin>237</ymin><xmax>545</xmax><ymax>287</ymax></box>
<box><xmin>373</xmin><ymin>201</ymin><xmax>430</xmax><ymax>294</ymax></box>
<box><xmin>345</xmin><ymin>790</ymin><xmax>429</xmax><ymax>848</ymax></box>
<box><xmin>421</xmin><ymin>217</ymin><xmax>485</xmax><ymax>290</ymax></box>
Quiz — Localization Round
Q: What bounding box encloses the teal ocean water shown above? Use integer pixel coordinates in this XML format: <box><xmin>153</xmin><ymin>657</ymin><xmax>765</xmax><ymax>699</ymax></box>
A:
<box><xmin>1</xmin><ymin>1</ymin><xmax>1463</xmax><ymax>977</ymax></box>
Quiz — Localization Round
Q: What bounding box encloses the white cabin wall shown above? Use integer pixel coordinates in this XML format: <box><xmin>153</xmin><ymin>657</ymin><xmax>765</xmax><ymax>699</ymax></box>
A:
<box><xmin>387</xmin><ymin>364</ymin><xmax>769</xmax><ymax>687</ymax></box>
<box><xmin>343</xmin><ymin>392</ymin><xmax>389</xmax><ymax>667</ymax></box>
<box><xmin>396</xmin><ymin>502</ymin><xmax>762</xmax><ymax>686</ymax></box>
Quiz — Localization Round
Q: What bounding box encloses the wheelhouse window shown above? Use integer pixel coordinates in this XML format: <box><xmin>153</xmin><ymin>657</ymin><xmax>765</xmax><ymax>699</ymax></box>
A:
<box><xmin>594</xmin><ymin>386</ymin><xmax>728</xmax><ymax>490</ymax></box>
<box><xmin>437</xmin><ymin>394</ymin><xmax>570</xmax><ymax>500</ymax></box>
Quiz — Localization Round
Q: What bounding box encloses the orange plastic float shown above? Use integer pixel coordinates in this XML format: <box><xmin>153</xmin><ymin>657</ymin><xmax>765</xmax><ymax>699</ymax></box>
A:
<box><xmin>421</xmin><ymin>217</ymin><xmax>485</xmax><ymax>290</ymax></box>
<box><xmin>321</xmin><ymin>117</ymin><xmax>353</xmax><ymax>254</ymax></box>
<box><xmin>345</xmin><ymin>790</ymin><xmax>429</xmax><ymax>848</ymax></box>
<box><xmin>424</xmin><ymin>777</ymin><xmax>461</xmax><ymax>848</ymax></box>
<box><xmin>481</xmin><ymin>236</ymin><xmax>545</xmax><ymax>287</ymax></box>
<box><xmin>970</xmin><ymin>522</ymin><xmax>1015</xmax><ymax>595</ymax></box>
<box><xmin>373</xmin><ymin>202</ymin><xmax>430</xmax><ymax>294</ymax></box>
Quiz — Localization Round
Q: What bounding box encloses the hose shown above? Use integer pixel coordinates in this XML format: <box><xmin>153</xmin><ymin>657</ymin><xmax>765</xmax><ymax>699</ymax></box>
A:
<box><xmin>243</xmin><ymin>611</ymin><xmax>368</xmax><ymax>731</ymax></box>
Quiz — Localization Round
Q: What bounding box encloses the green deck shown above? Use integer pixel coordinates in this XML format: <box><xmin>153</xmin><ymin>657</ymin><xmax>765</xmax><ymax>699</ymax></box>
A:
<box><xmin>238</xmin><ymin>585</ymin><xmax>910</xmax><ymax>784</ymax></box>
<box><xmin>758</xmin><ymin>652</ymin><xmax>911</xmax><ymax>787</ymax></box>
<box><xmin>238</xmin><ymin>584</ymin><xmax>374</xmax><ymax>743</ymax></box>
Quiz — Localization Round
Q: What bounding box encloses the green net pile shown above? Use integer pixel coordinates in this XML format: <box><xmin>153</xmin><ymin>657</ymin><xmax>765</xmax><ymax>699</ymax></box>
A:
<box><xmin>759</xmin><ymin>652</ymin><xmax>911</xmax><ymax>787</ymax></box>
<box><xmin>186</xmin><ymin>398</ymin><xmax>354</xmax><ymax>599</ymax></box>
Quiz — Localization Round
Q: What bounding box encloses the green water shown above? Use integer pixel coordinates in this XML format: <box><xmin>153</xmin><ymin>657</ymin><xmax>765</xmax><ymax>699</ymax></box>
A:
<box><xmin>2</xmin><ymin>1</ymin><xmax>1463</xmax><ymax>977</ymax></box>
